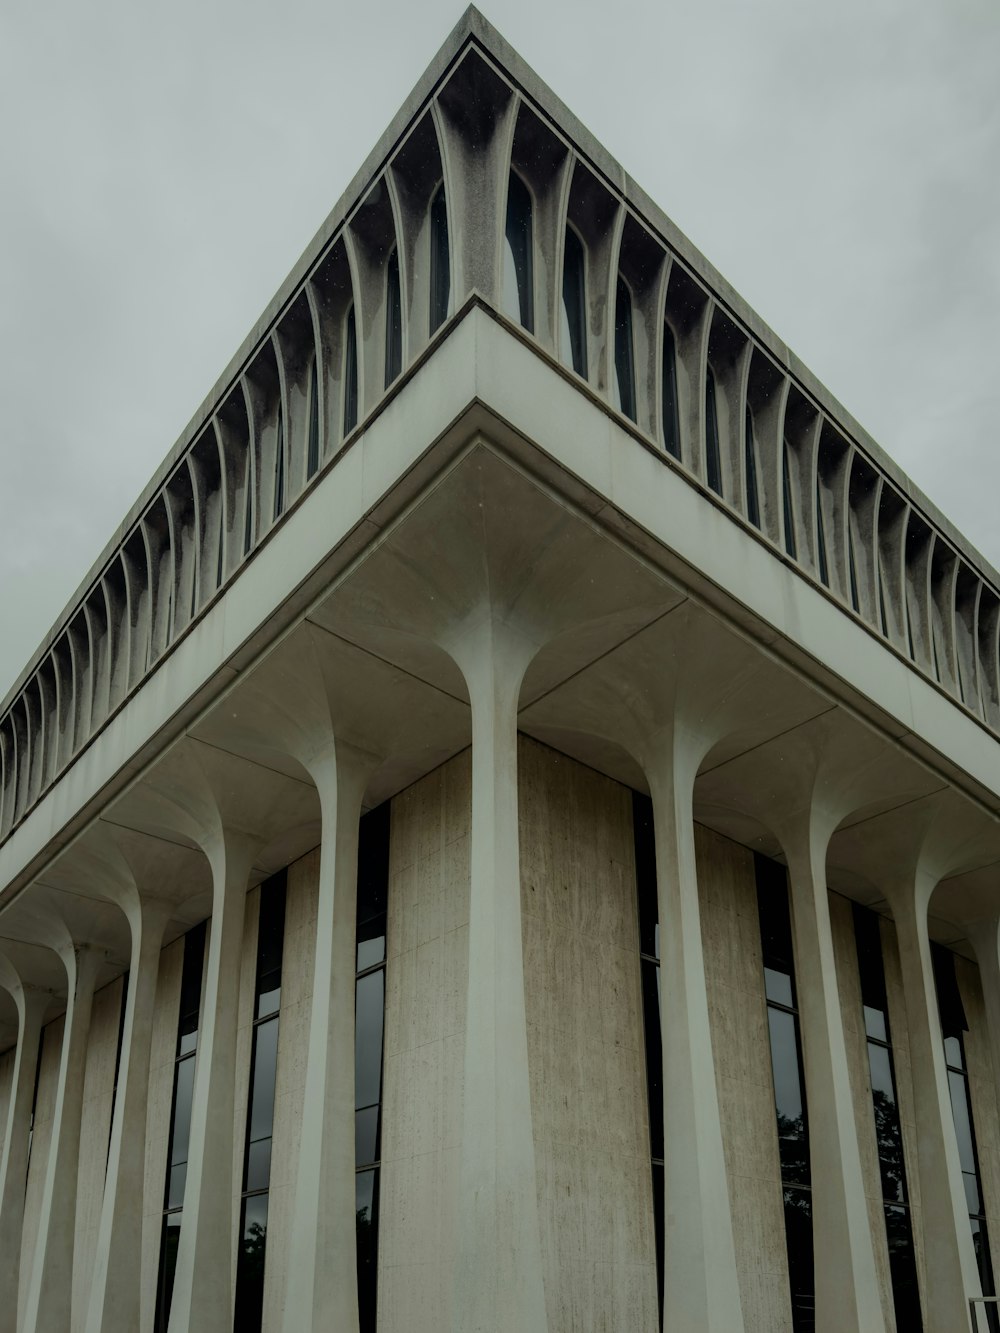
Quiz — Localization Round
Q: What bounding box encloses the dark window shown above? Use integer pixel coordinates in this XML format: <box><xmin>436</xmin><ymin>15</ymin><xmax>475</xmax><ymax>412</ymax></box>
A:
<box><xmin>503</xmin><ymin>173</ymin><xmax>533</xmax><ymax>332</ymax></box>
<box><xmin>25</xmin><ymin>1026</ymin><xmax>45</xmax><ymax>1176</ymax></box>
<box><xmin>848</xmin><ymin>527</ymin><xmax>860</xmax><ymax>612</ymax></box>
<box><xmin>234</xmin><ymin>873</ymin><xmax>287</xmax><ymax>1333</ymax></box>
<box><xmin>272</xmin><ymin>407</ymin><xmax>285</xmax><ymax>521</ymax></box>
<box><xmin>614</xmin><ymin>277</ymin><xmax>637</xmax><ymax>423</ymax></box>
<box><xmin>815</xmin><ymin>477</ymin><xmax>829</xmax><ymax>587</ymax></box>
<box><xmin>429</xmin><ymin>185</ymin><xmax>450</xmax><ymax>334</ymax></box>
<box><xmin>561</xmin><ymin>226</ymin><xmax>587</xmax><ymax>377</ymax></box>
<box><xmin>662</xmin><ymin>322</ymin><xmax>680</xmax><ymax>458</ymax></box>
<box><xmin>852</xmin><ymin>904</ymin><xmax>923</xmax><ymax>1330</ymax></box>
<box><xmin>306</xmin><ymin>358</ymin><xmax>320</xmax><ymax>479</ymax></box>
<box><xmin>782</xmin><ymin>439</ymin><xmax>797</xmax><ymax>559</ymax></box>
<box><xmin>343</xmin><ymin>305</ymin><xmax>358</xmax><ymax>436</ymax></box>
<box><xmin>107</xmin><ymin>971</ymin><xmax>129</xmax><ymax>1165</ymax></box>
<box><xmin>242</xmin><ymin>452</ymin><xmax>255</xmax><ymax>557</ymax></box>
<box><xmin>745</xmin><ymin>405</ymin><xmax>760</xmax><ymax>528</ymax></box>
<box><xmin>155</xmin><ymin>922</ymin><xmax>207</xmax><ymax>1333</ymax></box>
<box><xmin>632</xmin><ymin>794</ymin><xmax>663</xmax><ymax>1318</ymax></box>
<box><xmin>705</xmin><ymin>368</ymin><xmax>722</xmax><ymax>497</ymax></box>
<box><xmin>356</xmin><ymin>802</ymin><xmax>390</xmax><ymax>1332</ymax></box>
<box><xmin>384</xmin><ymin>249</ymin><xmax>402</xmax><ymax>388</ymax></box>
<box><xmin>755</xmin><ymin>854</ymin><xmax>814</xmax><ymax>1331</ymax></box>
<box><xmin>932</xmin><ymin>944</ymin><xmax>999</xmax><ymax>1332</ymax></box>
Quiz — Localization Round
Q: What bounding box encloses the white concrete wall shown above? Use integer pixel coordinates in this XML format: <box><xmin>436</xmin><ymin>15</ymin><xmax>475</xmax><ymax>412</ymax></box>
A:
<box><xmin>379</xmin><ymin>750</ymin><xmax>471</xmax><ymax>1333</ymax></box>
<box><xmin>518</xmin><ymin>737</ymin><xmax>658</xmax><ymax>1331</ymax></box>
<box><xmin>696</xmin><ymin>823</ymin><xmax>792</xmax><ymax>1332</ymax></box>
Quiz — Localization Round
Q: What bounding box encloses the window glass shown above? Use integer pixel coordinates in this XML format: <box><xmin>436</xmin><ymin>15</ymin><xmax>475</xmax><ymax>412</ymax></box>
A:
<box><xmin>632</xmin><ymin>793</ymin><xmax>663</xmax><ymax>1321</ymax></box>
<box><xmin>782</xmin><ymin>439</ymin><xmax>797</xmax><ymax>559</ymax></box>
<box><xmin>272</xmin><ymin>406</ymin><xmax>285</xmax><ymax>521</ymax></box>
<box><xmin>429</xmin><ymin>185</ymin><xmax>450</xmax><ymax>334</ymax></box>
<box><xmin>343</xmin><ymin>305</ymin><xmax>358</xmax><ymax>435</ymax></box>
<box><xmin>662</xmin><ymin>322</ymin><xmax>680</xmax><ymax>458</ymax></box>
<box><xmin>384</xmin><ymin>249</ymin><xmax>402</xmax><ymax>387</ymax></box>
<box><xmin>705</xmin><ymin>369</ymin><xmax>722</xmax><ymax>496</ymax></box>
<box><xmin>745</xmin><ymin>405</ymin><xmax>760</xmax><ymax>527</ymax></box>
<box><xmin>560</xmin><ymin>226</ymin><xmax>587</xmax><ymax>377</ymax></box>
<box><xmin>306</xmin><ymin>358</ymin><xmax>320</xmax><ymax>479</ymax></box>
<box><xmin>503</xmin><ymin>173</ymin><xmax>534</xmax><ymax>331</ymax></box>
<box><xmin>613</xmin><ymin>277</ymin><xmax>636</xmax><ymax>422</ymax></box>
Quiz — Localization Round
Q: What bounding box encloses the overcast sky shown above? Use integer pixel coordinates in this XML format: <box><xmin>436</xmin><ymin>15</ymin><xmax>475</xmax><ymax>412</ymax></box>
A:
<box><xmin>1</xmin><ymin>0</ymin><xmax>998</xmax><ymax>700</ymax></box>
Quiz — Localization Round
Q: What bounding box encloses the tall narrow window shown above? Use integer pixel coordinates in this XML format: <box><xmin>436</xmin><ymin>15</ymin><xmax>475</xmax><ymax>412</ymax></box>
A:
<box><xmin>343</xmin><ymin>305</ymin><xmax>358</xmax><ymax>436</ymax></box>
<box><xmin>852</xmin><ymin>904</ymin><xmax>923</xmax><ymax>1330</ymax></box>
<box><xmin>662</xmin><ymin>321</ymin><xmax>680</xmax><ymax>459</ymax></box>
<box><xmin>755</xmin><ymin>854</ymin><xmax>814</xmax><ymax>1332</ymax></box>
<box><xmin>632</xmin><ymin>794</ymin><xmax>663</xmax><ymax>1318</ymax></box>
<box><xmin>384</xmin><ymin>249</ymin><xmax>402</xmax><ymax>388</ymax></box>
<box><xmin>503</xmin><ymin>172</ymin><xmax>533</xmax><ymax>331</ymax></box>
<box><xmin>613</xmin><ymin>276</ymin><xmax>636</xmax><ymax>422</ymax></box>
<box><xmin>932</xmin><ymin>945</ymin><xmax>999</xmax><ymax>1332</ymax></box>
<box><xmin>155</xmin><ymin>922</ymin><xmax>207</xmax><ymax>1333</ymax></box>
<box><xmin>782</xmin><ymin>439</ymin><xmax>797</xmax><ymax>559</ymax></box>
<box><xmin>560</xmin><ymin>225</ymin><xmax>587</xmax><ymax>377</ymax></box>
<box><xmin>306</xmin><ymin>357</ymin><xmax>320</xmax><ymax>479</ymax></box>
<box><xmin>705</xmin><ymin>368</ymin><xmax>722</xmax><ymax>497</ymax></box>
<box><xmin>848</xmin><ymin>526</ymin><xmax>860</xmax><ymax>613</ymax></box>
<box><xmin>242</xmin><ymin>451</ymin><xmax>255</xmax><ymax>557</ymax></box>
<box><xmin>745</xmin><ymin>405</ymin><xmax>761</xmax><ymax>528</ymax></box>
<box><xmin>272</xmin><ymin>406</ymin><xmax>285</xmax><ymax>521</ymax></box>
<box><xmin>25</xmin><ymin>1028</ymin><xmax>45</xmax><ymax>1176</ymax></box>
<box><xmin>815</xmin><ymin>476</ymin><xmax>829</xmax><ymax>587</ymax></box>
<box><xmin>429</xmin><ymin>185</ymin><xmax>450</xmax><ymax>334</ymax></box>
<box><xmin>107</xmin><ymin>972</ymin><xmax>129</xmax><ymax>1165</ymax></box>
<box><xmin>234</xmin><ymin>872</ymin><xmax>287</xmax><ymax>1333</ymax></box>
<box><xmin>356</xmin><ymin>802</ymin><xmax>390</xmax><ymax>1331</ymax></box>
<box><xmin>215</xmin><ymin>499</ymin><xmax>225</xmax><ymax>588</ymax></box>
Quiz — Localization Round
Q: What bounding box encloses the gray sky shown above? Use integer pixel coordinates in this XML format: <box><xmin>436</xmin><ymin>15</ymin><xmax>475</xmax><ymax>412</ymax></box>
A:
<box><xmin>1</xmin><ymin>0</ymin><xmax>998</xmax><ymax>700</ymax></box>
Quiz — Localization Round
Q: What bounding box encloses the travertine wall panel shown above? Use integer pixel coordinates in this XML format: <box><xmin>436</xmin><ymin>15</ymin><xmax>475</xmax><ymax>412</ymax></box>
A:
<box><xmin>72</xmin><ymin>974</ymin><xmax>125</xmax><ymax>1331</ymax></box>
<box><xmin>262</xmin><ymin>846</ymin><xmax>320</xmax><ymax>1332</ymax></box>
<box><xmin>379</xmin><ymin>750</ymin><xmax>471</xmax><ymax>1333</ymax></box>
<box><xmin>519</xmin><ymin>738</ymin><xmax>658</xmax><ymax>1332</ymax></box>
<box><xmin>829</xmin><ymin>892</ymin><xmax>895</xmax><ymax>1330</ymax></box>
<box><xmin>20</xmin><ymin>1010</ymin><xmax>62</xmax><ymax>1322</ymax></box>
<box><xmin>956</xmin><ymin>955</ymin><xmax>1000</xmax><ymax>1253</ymax></box>
<box><xmin>695</xmin><ymin>823</ymin><xmax>791</xmax><ymax>1333</ymax></box>
<box><xmin>140</xmin><ymin>936</ymin><xmax>183</xmax><ymax>1333</ymax></box>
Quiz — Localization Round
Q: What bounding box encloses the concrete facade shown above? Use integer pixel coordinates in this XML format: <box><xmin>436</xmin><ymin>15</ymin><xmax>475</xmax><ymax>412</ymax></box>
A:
<box><xmin>2</xmin><ymin>7</ymin><xmax>1000</xmax><ymax>1332</ymax></box>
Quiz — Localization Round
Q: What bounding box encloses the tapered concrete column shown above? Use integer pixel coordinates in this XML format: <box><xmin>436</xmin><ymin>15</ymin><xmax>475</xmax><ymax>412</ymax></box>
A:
<box><xmin>783</xmin><ymin>827</ymin><xmax>885</xmax><ymax>1333</ymax></box>
<box><xmin>892</xmin><ymin>884</ymin><xmax>982</xmax><ymax>1332</ymax></box>
<box><xmin>448</xmin><ymin>617</ymin><xmax>547</xmax><ymax>1333</ymax></box>
<box><xmin>168</xmin><ymin>829</ymin><xmax>257</xmax><ymax>1333</ymax></box>
<box><xmin>282</xmin><ymin>741</ymin><xmax>376</xmax><ymax>1333</ymax></box>
<box><xmin>84</xmin><ymin>895</ymin><xmax>171</xmax><ymax>1333</ymax></box>
<box><xmin>22</xmin><ymin>945</ymin><xmax>101</xmax><ymax>1333</ymax></box>
<box><xmin>0</xmin><ymin>983</ymin><xmax>49</xmax><ymax>1328</ymax></box>
<box><xmin>646</xmin><ymin>735</ymin><xmax>745</xmax><ymax>1333</ymax></box>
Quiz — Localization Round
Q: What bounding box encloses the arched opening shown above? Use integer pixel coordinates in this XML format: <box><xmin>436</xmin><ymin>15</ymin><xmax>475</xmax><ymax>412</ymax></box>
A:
<box><xmin>560</xmin><ymin>225</ymin><xmax>587</xmax><ymax>377</ymax></box>
<box><xmin>503</xmin><ymin>171</ymin><xmax>534</xmax><ymax>332</ymax></box>
<box><xmin>429</xmin><ymin>184</ymin><xmax>450</xmax><ymax>335</ymax></box>
<box><xmin>613</xmin><ymin>276</ymin><xmax>637</xmax><ymax>423</ymax></box>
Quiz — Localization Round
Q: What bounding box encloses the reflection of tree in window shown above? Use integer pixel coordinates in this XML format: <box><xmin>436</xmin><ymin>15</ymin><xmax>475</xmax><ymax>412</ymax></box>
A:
<box><xmin>755</xmin><ymin>854</ymin><xmax>814</xmax><ymax>1332</ymax></box>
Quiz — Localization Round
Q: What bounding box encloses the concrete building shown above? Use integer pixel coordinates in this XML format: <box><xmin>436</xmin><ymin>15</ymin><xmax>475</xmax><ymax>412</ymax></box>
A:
<box><xmin>2</xmin><ymin>8</ymin><xmax>1000</xmax><ymax>1331</ymax></box>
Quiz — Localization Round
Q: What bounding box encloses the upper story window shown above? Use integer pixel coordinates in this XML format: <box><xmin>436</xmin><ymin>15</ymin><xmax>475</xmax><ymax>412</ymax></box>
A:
<box><xmin>343</xmin><ymin>305</ymin><xmax>358</xmax><ymax>436</ymax></box>
<box><xmin>662</xmin><ymin>320</ymin><xmax>680</xmax><ymax>459</ymax></box>
<box><xmin>560</xmin><ymin>225</ymin><xmax>587</xmax><ymax>377</ymax></box>
<box><xmin>613</xmin><ymin>276</ymin><xmax>636</xmax><ymax>422</ymax></box>
<box><xmin>384</xmin><ymin>249</ymin><xmax>402</xmax><ymax>388</ymax></box>
<box><xmin>745</xmin><ymin>405</ymin><xmax>760</xmax><ymax>528</ymax></box>
<box><xmin>502</xmin><ymin>171</ymin><xmax>534</xmax><ymax>332</ymax></box>
<box><xmin>429</xmin><ymin>185</ymin><xmax>450</xmax><ymax>335</ymax></box>
<box><xmin>705</xmin><ymin>367</ymin><xmax>723</xmax><ymax>497</ymax></box>
<box><xmin>782</xmin><ymin>438</ymin><xmax>797</xmax><ymax>559</ymax></box>
<box><xmin>306</xmin><ymin>357</ymin><xmax>320</xmax><ymax>479</ymax></box>
<box><xmin>272</xmin><ymin>405</ymin><xmax>285</xmax><ymax>521</ymax></box>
